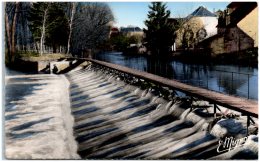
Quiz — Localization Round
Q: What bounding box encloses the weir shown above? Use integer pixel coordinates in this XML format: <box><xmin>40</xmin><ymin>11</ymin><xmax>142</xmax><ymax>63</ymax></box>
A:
<box><xmin>64</xmin><ymin>59</ymin><xmax>258</xmax><ymax>159</ymax></box>
<box><xmin>5</xmin><ymin>58</ymin><xmax>258</xmax><ymax>159</ymax></box>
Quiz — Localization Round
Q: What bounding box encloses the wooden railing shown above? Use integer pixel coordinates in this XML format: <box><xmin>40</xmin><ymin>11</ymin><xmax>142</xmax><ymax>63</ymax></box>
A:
<box><xmin>65</xmin><ymin>58</ymin><xmax>257</xmax><ymax>119</ymax></box>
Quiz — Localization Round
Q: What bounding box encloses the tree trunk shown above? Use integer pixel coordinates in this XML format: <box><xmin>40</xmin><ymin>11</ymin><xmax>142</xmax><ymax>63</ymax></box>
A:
<box><xmin>4</xmin><ymin>2</ymin><xmax>19</xmax><ymax>63</ymax></box>
<box><xmin>40</xmin><ymin>5</ymin><xmax>49</xmax><ymax>55</ymax></box>
<box><xmin>10</xmin><ymin>2</ymin><xmax>20</xmax><ymax>62</ymax></box>
<box><xmin>66</xmin><ymin>2</ymin><xmax>76</xmax><ymax>54</ymax></box>
<box><xmin>53</xmin><ymin>44</ymin><xmax>57</xmax><ymax>53</ymax></box>
<box><xmin>5</xmin><ymin>7</ymin><xmax>11</xmax><ymax>57</ymax></box>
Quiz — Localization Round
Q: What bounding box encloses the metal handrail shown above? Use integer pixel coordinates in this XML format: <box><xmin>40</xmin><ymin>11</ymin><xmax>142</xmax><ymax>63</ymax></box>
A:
<box><xmin>214</xmin><ymin>69</ymin><xmax>257</xmax><ymax>76</ymax></box>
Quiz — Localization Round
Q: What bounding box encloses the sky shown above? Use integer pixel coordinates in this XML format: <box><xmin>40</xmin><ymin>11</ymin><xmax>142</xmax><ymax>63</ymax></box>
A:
<box><xmin>108</xmin><ymin>2</ymin><xmax>229</xmax><ymax>29</ymax></box>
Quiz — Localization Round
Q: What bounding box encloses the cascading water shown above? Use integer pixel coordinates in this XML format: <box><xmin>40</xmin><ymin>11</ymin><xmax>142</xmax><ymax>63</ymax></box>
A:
<box><xmin>4</xmin><ymin>61</ymin><xmax>258</xmax><ymax>160</ymax></box>
<box><xmin>5</xmin><ymin>72</ymin><xmax>80</xmax><ymax>159</ymax></box>
<box><xmin>66</xmin><ymin>64</ymin><xmax>258</xmax><ymax>160</ymax></box>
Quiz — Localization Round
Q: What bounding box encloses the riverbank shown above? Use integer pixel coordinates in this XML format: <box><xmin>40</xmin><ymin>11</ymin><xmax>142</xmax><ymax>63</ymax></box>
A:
<box><xmin>5</xmin><ymin>53</ymin><xmax>71</xmax><ymax>73</ymax></box>
<box><xmin>118</xmin><ymin>47</ymin><xmax>258</xmax><ymax>67</ymax></box>
<box><xmin>5</xmin><ymin>73</ymin><xmax>80</xmax><ymax>159</ymax></box>
<box><xmin>172</xmin><ymin>48</ymin><xmax>258</xmax><ymax>67</ymax></box>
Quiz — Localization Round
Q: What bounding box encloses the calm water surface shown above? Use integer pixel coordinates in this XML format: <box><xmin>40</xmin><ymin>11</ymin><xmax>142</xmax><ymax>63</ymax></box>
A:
<box><xmin>94</xmin><ymin>52</ymin><xmax>258</xmax><ymax>100</ymax></box>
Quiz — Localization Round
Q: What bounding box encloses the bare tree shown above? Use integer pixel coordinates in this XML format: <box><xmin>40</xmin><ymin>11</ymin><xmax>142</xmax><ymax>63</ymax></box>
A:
<box><xmin>175</xmin><ymin>17</ymin><xmax>204</xmax><ymax>49</ymax></box>
<box><xmin>71</xmin><ymin>2</ymin><xmax>114</xmax><ymax>56</ymax></box>
<box><xmin>28</xmin><ymin>3</ymin><xmax>51</xmax><ymax>55</ymax></box>
<box><xmin>40</xmin><ymin>4</ymin><xmax>49</xmax><ymax>55</ymax></box>
<box><xmin>5</xmin><ymin>3</ymin><xmax>11</xmax><ymax>55</ymax></box>
<box><xmin>66</xmin><ymin>2</ymin><xmax>76</xmax><ymax>54</ymax></box>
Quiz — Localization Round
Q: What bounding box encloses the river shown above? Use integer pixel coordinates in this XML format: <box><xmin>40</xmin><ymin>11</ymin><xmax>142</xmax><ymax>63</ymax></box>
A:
<box><xmin>93</xmin><ymin>52</ymin><xmax>258</xmax><ymax>100</ymax></box>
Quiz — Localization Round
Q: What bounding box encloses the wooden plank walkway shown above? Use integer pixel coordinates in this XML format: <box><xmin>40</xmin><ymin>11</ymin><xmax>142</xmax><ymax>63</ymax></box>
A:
<box><xmin>76</xmin><ymin>58</ymin><xmax>258</xmax><ymax>118</ymax></box>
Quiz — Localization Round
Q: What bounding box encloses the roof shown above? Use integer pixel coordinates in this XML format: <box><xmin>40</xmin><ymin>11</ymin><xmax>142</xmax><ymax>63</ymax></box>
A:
<box><xmin>227</xmin><ymin>2</ymin><xmax>257</xmax><ymax>27</ymax></box>
<box><xmin>227</xmin><ymin>2</ymin><xmax>253</xmax><ymax>8</ymax></box>
<box><xmin>111</xmin><ymin>27</ymin><xmax>119</xmax><ymax>32</ymax></box>
<box><xmin>198</xmin><ymin>34</ymin><xmax>222</xmax><ymax>45</ymax></box>
<box><xmin>188</xmin><ymin>6</ymin><xmax>217</xmax><ymax>17</ymax></box>
<box><xmin>120</xmin><ymin>27</ymin><xmax>142</xmax><ymax>33</ymax></box>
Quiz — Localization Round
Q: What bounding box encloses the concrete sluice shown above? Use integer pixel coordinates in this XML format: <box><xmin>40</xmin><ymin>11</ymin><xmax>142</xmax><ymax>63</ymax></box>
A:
<box><xmin>66</xmin><ymin>64</ymin><xmax>258</xmax><ymax>160</ymax></box>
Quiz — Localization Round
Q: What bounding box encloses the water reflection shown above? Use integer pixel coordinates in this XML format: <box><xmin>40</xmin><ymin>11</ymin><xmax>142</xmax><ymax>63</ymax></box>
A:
<box><xmin>94</xmin><ymin>52</ymin><xmax>258</xmax><ymax>100</ymax></box>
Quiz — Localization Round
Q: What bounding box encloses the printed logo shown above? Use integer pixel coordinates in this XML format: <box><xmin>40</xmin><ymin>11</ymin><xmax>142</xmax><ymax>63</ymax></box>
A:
<box><xmin>217</xmin><ymin>136</ymin><xmax>248</xmax><ymax>153</ymax></box>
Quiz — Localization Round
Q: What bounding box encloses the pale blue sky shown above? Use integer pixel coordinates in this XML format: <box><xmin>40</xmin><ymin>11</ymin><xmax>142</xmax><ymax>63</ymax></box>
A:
<box><xmin>108</xmin><ymin>2</ymin><xmax>229</xmax><ymax>29</ymax></box>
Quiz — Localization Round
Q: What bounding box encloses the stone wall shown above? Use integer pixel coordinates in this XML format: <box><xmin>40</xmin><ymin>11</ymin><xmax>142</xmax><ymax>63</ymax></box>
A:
<box><xmin>204</xmin><ymin>26</ymin><xmax>254</xmax><ymax>55</ymax></box>
<box><xmin>209</xmin><ymin>36</ymin><xmax>225</xmax><ymax>55</ymax></box>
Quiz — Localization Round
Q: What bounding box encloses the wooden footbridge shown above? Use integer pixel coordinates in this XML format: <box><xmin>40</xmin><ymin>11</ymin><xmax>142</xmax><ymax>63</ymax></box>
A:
<box><xmin>62</xmin><ymin>58</ymin><xmax>258</xmax><ymax>159</ymax></box>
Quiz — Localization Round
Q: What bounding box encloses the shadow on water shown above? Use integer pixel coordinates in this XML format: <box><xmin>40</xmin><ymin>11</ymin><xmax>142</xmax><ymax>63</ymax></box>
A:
<box><xmin>74</xmin><ymin>119</ymin><xmax>106</xmax><ymax>130</ymax></box>
<box><xmin>76</xmin><ymin>127</ymin><xmax>118</xmax><ymax>143</ymax></box>
<box><xmin>86</xmin><ymin>142</ymin><xmax>140</xmax><ymax>159</ymax></box>
<box><xmin>131</xmin><ymin>115</ymin><xmax>177</xmax><ymax>134</ymax></box>
<box><xmin>127</xmin><ymin>104</ymin><xmax>157</xmax><ymax>118</ymax></box>
<box><xmin>11</xmin><ymin>117</ymin><xmax>53</xmax><ymax>131</ymax></box>
<box><xmin>231</xmin><ymin>149</ymin><xmax>258</xmax><ymax>159</ymax></box>
<box><xmin>110</xmin><ymin>99</ymin><xmax>151</xmax><ymax>114</ymax></box>
<box><xmin>145</xmin><ymin>57</ymin><xmax>175</xmax><ymax>78</ymax></box>
<box><xmin>72</xmin><ymin>106</ymin><xmax>98</xmax><ymax>116</ymax></box>
<box><xmin>171</xmin><ymin>134</ymin><xmax>216</xmax><ymax>155</ymax></box>
<box><xmin>5</xmin><ymin>83</ymin><xmax>48</xmax><ymax>112</ymax></box>
<box><xmin>5</xmin><ymin>112</ymin><xmax>34</xmax><ymax>121</ymax></box>
<box><xmin>7</xmin><ymin>77</ymin><xmax>45</xmax><ymax>82</ymax></box>
<box><xmin>8</xmin><ymin>131</ymin><xmax>44</xmax><ymax>139</ymax></box>
<box><xmin>164</xmin><ymin>121</ymin><xmax>194</xmax><ymax>133</ymax></box>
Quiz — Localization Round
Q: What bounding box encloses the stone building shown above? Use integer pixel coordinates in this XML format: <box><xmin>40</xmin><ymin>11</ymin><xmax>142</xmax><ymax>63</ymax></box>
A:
<box><xmin>200</xmin><ymin>2</ymin><xmax>258</xmax><ymax>55</ymax></box>
<box><xmin>120</xmin><ymin>26</ymin><xmax>144</xmax><ymax>38</ymax></box>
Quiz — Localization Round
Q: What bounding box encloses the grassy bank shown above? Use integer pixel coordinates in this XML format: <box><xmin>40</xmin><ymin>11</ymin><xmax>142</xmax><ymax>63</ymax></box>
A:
<box><xmin>5</xmin><ymin>52</ymin><xmax>72</xmax><ymax>73</ymax></box>
<box><xmin>20</xmin><ymin>53</ymin><xmax>71</xmax><ymax>61</ymax></box>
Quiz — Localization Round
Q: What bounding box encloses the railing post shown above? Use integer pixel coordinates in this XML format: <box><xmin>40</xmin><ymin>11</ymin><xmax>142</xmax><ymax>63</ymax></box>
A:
<box><xmin>219</xmin><ymin>71</ymin><xmax>221</xmax><ymax>91</ymax></box>
<box><xmin>213</xmin><ymin>103</ymin><xmax>222</xmax><ymax>118</ymax></box>
<box><xmin>248</xmin><ymin>74</ymin><xmax>250</xmax><ymax>99</ymax></box>
<box><xmin>247</xmin><ymin>115</ymin><xmax>250</xmax><ymax>136</ymax></box>
<box><xmin>231</xmin><ymin>72</ymin><xmax>233</xmax><ymax>92</ymax></box>
<box><xmin>190</xmin><ymin>96</ymin><xmax>193</xmax><ymax>112</ymax></box>
<box><xmin>214</xmin><ymin>103</ymin><xmax>217</xmax><ymax>118</ymax></box>
<box><xmin>206</xmin><ymin>71</ymin><xmax>208</xmax><ymax>89</ymax></box>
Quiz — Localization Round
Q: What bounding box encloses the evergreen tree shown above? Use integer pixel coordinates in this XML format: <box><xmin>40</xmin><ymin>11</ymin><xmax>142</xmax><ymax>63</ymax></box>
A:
<box><xmin>45</xmin><ymin>3</ymin><xmax>69</xmax><ymax>53</ymax></box>
<box><xmin>144</xmin><ymin>2</ymin><xmax>175</xmax><ymax>56</ymax></box>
